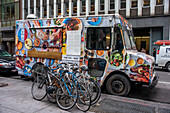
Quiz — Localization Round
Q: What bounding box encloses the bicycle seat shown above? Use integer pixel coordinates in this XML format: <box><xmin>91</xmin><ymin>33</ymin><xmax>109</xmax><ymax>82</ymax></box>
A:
<box><xmin>72</xmin><ymin>67</ymin><xmax>79</xmax><ymax>71</ymax></box>
<box><xmin>80</xmin><ymin>66</ymin><xmax>88</xmax><ymax>71</ymax></box>
<box><xmin>63</xmin><ymin>70</ymin><xmax>69</xmax><ymax>73</ymax></box>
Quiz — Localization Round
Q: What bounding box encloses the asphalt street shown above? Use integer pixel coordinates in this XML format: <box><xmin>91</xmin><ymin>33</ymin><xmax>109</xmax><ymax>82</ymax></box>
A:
<box><xmin>0</xmin><ymin>69</ymin><xmax>170</xmax><ymax>113</ymax></box>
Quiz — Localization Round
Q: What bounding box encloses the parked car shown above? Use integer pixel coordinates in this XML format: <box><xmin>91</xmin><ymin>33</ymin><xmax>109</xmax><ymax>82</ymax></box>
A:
<box><xmin>155</xmin><ymin>45</ymin><xmax>170</xmax><ymax>71</ymax></box>
<box><xmin>0</xmin><ymin>50</ymin><xmax>17</xmax><ymax>74</ymax></box>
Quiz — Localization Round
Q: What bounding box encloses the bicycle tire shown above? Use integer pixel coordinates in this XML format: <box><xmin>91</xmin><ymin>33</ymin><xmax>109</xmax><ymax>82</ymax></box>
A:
<box><xmin>31</xmin><ymin>75</ymin><xmax>47</xmax><ymax>101</ymax></box>
<box><xmin>46</xmin><ymin>77</ymin><xmax>58</xmax><ymax>103</ymax></box>
<box><xmin>56</xmin><ymin>81</ymin><xmax>78</xmax><ymax>110</ymax></box>
<box><xmin>76</xmin><ymin>83</ymin><xmax>91</xmax><ymax>112</ymax></box>
<box><xmin>88</xmin><ymin>78</ymin><xmax>101</xmax><ymax>105</ymax></box>
<box><xmin>47</xmin><ymin>84</ymin><xmax>57</xmax><ymax>103</ymax></box>
<box><xmin>47</xmin><ymin>93</ymin><xmax>56</xmax><ymax>103</ymax></box>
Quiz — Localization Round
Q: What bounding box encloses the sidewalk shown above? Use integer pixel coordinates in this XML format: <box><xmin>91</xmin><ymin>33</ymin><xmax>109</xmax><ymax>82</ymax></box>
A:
<box><xmin>0</xmin><ymin>76</ymin><xmax>170</xmax><ymax>113</ymax></box>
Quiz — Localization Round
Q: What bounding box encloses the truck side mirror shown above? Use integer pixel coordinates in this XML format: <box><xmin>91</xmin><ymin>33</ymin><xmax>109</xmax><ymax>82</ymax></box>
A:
<box><xmin>112</xmin><ymin>45</ymin><xmax>115</xmax><ymax>51</ymax></box>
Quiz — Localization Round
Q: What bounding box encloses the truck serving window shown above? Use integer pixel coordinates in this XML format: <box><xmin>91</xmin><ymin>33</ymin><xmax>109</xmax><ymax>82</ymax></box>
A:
<box><xmin>86</xmin><ymin>27</ymin><xmax>111</xmax><ymax>50</ymax></box>
<box><xmin>31</xmin><ymin>28</ymin><xmax>63</xmax><ymax>48</ymax></box>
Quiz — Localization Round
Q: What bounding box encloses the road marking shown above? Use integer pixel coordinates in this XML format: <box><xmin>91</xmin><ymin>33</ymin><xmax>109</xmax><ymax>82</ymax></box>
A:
<box><xmin>158</xmin><ymin>81</ymin><xmax>170</xmax><ymax>85</ymax></box>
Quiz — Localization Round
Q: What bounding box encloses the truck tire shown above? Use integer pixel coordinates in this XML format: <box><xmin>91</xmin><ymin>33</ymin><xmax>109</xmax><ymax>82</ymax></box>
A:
<box><xmin>166</xmin><ymin>63</ymin><xmax>170</xmax><ymax>72</ymax></box>
<box><xmin>106</xmin><ymin>74</ymin><xmax>131</xmax><ymax>96</ymax></box>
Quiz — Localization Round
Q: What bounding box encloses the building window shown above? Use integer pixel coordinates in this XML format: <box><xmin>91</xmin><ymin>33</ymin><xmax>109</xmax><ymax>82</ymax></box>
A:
<box><xmin>156</xmin><ymin>0</ymin><xmax>163</xmax><ymax>5</ymax></box>
<box><xmin>90</xmin><ymin>0</ymin><xmax>95</xmax><ymax>12</ymax></box>
<box><xmin>1</xmin><ymin>5</ymin><xmax>5</xmax><ymax>21</ymax></box>
<box><xmin>2</xmin><ymin>21</ymin><xmax>6</xmax><ymax>27</ymax></box>
<box><xmin>2</xmin><ymin>1</ymin><xmax>5</xmax><ymax>4</ymax></box>
<box><xmin>0</xmin><ymin>32</ymin><xmax>2</xmax><ymax>38</ymax></box>
<box><xmin>15</xmin><ymin>2</ymin><xmax>19</xmax><ymax>20</ymax></box>
<box><xmin>109</xmin><ymin>0</ymin><xmax>115</xmax><ymax>10</ymax></box>
<box><xmin>30</xmin><ymin>0</ymin><xmax>34</xmax><ymax>14</ymax></box>
<box><xmin>0</xmin><ymin>6</ymin><xmax>1</xmax><ymax>21</ymax></box>
<box><xmin>73</xmin><ymin>0</ymin><xmax>77</xmax><ymax>14</ymax></box>
<box><xmin>143</xmin><ymin>0</ymin><xmax>150</xmax><ymax>6</ymax></box>
<box><xmin>6</xmin><ymin>4</ymin><xmax>10</xmax><ymax>20</ymax></box>
<box><xmin>121</xmin><ymin>0</ymin><xmax>126</xmax><ymax>9</ymax></box>
<box><xmin>100</xmin><ymin>0</ymin><xmax>104</xmax><ymax>11</ymax></box>
<box><xmin>36</xmin><ymin>0</ymin><xmax>40</xmax><ymax>18</ymax></box>
<box><xmin>131</xmin><ymin>0</ymin><xmax>137</xmax><ymax>8</ymax></box>
<box><xmin>57</xmin><ymin>0</ymin><xmax>61</xmax><ymax>16</ymax></box>
<box><xmin>24</xmin><ymin>0</ymin><xmax>28</xmax><ymax>8</ymax></box>
<box><xmin>43</xmin><ymin>0</ymin><xmax>47</xmax><ymax>18</ymax></box>
<box><xmin>0</xmin><ymin>1</ymin><xmax>19</xmax><ymax>27</ymax></box>
<box><xmin>24</xmin><ymin>8</ymin><xmax>28</xmax><ymax>19</ymax></box>
<box><xmin>64</xmin><ymin>0</ymin><xmax>69</xmax><ymax>15</ymax></box>
<box><xmin>49</xmin><ymin>0</ymin><xmax>54</xmax><ymax>18</ymax></box>
<box><xmin>6</xmin><ymin>0</ymin><xmax>11</xmax><ymax>4</ymax></box>
<box><xmin>80</xmin><ymin>0</ymin><xmax>86</xmax><ymax>13</ymax></box>
<box><xmin>11</xmin><ymin>4</ymin><xmax>15</xmax><ymax>20</ymax></box>
<box><xmin>24</xmin><ymin>0</ymin><xmax>28</xmax><ymax>19</ymax></box>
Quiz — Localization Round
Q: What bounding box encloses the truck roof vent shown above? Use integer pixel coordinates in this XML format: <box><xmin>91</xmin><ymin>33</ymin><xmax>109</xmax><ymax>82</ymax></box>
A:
<box><xmin>26</xmin><ymin>14</ymin><xmax>37</xmax><ymax>19</ymax></box>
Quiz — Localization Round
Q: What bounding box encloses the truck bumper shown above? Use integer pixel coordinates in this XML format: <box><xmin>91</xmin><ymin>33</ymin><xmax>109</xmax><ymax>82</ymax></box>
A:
<box><xmin>150</xmin><ymin>73</ymin><xmax>159</xmax><ymax>88</ymax></box>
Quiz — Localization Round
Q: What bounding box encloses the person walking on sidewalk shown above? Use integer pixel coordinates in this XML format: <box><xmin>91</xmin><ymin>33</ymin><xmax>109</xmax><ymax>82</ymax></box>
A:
<box><xmin>141</xmin><ymin>48</ymin><xmax>146</xmax><ymax>53</ymax></box>
<box><xmin>153</xmin><ymin>48</ymin><xmax>156</xmax><ymax>60</ymax></box>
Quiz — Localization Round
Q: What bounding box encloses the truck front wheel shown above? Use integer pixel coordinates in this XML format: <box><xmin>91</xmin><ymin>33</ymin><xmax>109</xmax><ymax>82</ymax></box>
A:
<box><xmin>106</xmin><ymin>74</ymin><xmax>131</xmax><ymax>96</ymax></box>
<box><xmin>166</xmin><ymin>63</ymin><xmax>170</xmax><ymax>72</ymax></box>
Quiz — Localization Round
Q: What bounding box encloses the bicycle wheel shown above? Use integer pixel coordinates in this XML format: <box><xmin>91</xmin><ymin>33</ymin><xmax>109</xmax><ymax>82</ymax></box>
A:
<box><xmin>47</xmin><ymin>86</ymin><xmax>57</xmax><ymax>103</ymax></box>
<box><xmin>88</xmin><ymin>78</ymin><xmax>101</xmax><ymax>105</ymax></box>
<box><xmin>31</xmin><ymin>75</ymin><xmax>47</xmax><ymax>101</ymax></box>
<box><xmin>56</xmin><ymin>81</ymin><xmax>78</xmax><ymax>110</ymax></box>
<box><xmin>76</xmin><ymin>83</ymin><xmax>91</xmax><ymax>112</ymax></box>
<box><xmin>46</xmin><ymin>77</ymin><xmax>59</xmax><ymax>103</ymax></box>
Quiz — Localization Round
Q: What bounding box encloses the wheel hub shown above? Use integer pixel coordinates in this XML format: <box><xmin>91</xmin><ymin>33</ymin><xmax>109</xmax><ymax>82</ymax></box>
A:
<box><xmin>111</xmin><ymin>80</ymin><xmax>124</xmax><ymax>93</ymax></box>
<box><xmin>168</xmin><ymin>65</ymin><xmax>170</xmax><ymax>71</ymax></box>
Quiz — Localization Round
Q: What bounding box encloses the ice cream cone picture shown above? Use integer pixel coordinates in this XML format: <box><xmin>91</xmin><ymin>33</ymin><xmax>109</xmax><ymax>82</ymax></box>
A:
<box><xmin>25</xmin><ymin>38</ymin><xmax>32</xmax><ymax>50</ymax></box>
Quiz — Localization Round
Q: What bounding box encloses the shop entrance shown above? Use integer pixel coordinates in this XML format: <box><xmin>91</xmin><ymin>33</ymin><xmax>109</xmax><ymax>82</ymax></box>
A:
<box><xmin>133</xmin><ymin>28</ymin><xmax>150</xmax><ymax>54</ymax></box>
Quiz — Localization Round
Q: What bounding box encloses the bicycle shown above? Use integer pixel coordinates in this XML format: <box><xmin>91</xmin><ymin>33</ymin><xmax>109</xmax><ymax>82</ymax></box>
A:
<box><xmin>65</xmin><ymin>63</ymin><xmax>101</xmax><ymax>105</ymax></box>
<box><xmin>79</xmin><ymin>65</ymin><xmax>101</xmax><ymax>105</ymax></box>
<box><xmin>60</xmin><ymin>62</ymin><xmax>91</xmax><ymax>112</ymax></box>
<box><xmin>31</xmin><ymin>64</ymin><xmax>78</xmax><ymax>110</ymax></box>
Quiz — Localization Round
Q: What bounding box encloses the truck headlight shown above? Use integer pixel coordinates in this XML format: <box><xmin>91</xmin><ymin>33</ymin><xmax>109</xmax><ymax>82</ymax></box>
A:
<box><xmin>1</xmin><ymin>62</ymin><xmax>11</xmax><ymax>66</ymax></box>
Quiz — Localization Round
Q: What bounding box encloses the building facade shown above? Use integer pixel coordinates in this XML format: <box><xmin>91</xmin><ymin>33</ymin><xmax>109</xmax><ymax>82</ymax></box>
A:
<box><xmin>0</xmin><ymin>0</ymin><xmax>21</xmax><ymax>54</ymax></box>
<box><xmin>1</xmin><ymin>0</ymin><xmax>170</xmax><ymax>54</ymax></box>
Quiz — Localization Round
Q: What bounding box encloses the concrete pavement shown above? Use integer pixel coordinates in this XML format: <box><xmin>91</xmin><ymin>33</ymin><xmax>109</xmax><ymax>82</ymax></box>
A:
<box><xmin>0</xmin><ymin>76</ymin><xmax>170</xmax><ymax>113</ymax></box>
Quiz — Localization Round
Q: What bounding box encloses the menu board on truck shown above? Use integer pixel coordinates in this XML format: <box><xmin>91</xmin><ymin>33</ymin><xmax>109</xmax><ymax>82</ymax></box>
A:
<box><xmin>66</xmin><ymin>30</ymin><xmax>81</xmax><ymax>56</ymax></box>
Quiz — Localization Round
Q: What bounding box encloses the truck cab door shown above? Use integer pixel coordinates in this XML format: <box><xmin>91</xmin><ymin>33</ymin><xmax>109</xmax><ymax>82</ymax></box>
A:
<box><xmin>110</xmin><ymin>27</ymin><xmax>124</xmax><ymax>68</ymax></box>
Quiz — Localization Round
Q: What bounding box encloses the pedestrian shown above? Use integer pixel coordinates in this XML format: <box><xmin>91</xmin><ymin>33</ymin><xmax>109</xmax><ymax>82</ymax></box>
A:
<box><xmin>153</xmin><ymin>48</ymin><xmax>156</xmax><ymax>59</ymax></box>
<box><xmin>141</xmin><ymin>48</ymin><xmax>146</xmax><ymax>53</ymax></box>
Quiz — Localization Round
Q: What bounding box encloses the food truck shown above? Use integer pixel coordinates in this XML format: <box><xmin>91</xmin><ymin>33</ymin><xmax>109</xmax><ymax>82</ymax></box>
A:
<box><xmin>15</xmin><ymin>14</ymin><xmax>159</xmax><ymax>96</ymax></box>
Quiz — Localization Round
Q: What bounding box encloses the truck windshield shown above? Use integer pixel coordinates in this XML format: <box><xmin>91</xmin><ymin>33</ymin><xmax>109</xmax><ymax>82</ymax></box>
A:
<box><xmin>123</xmin><ymin>30</ymin><xmax>136</xmax><ymax>50</ymax></box>
<box><xmin>123</xmin><ymin>30</ymin><xmax>131</xmax><ymax>49</ymax></box>
<box><xmin>129</xmin><ymin>30</ymin><xmax>136</xmax><ymax>50</ymax></box>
